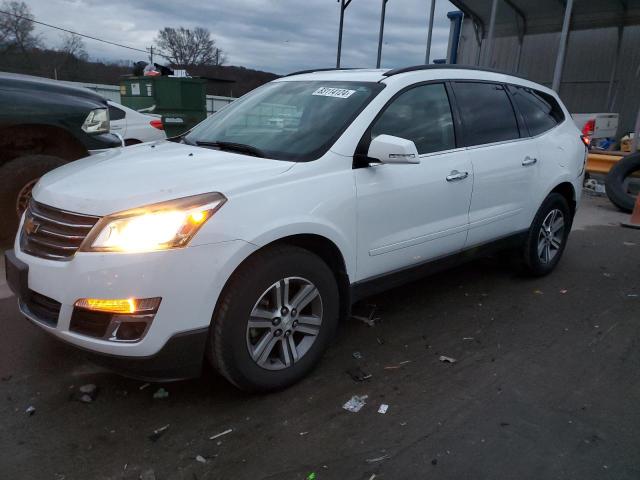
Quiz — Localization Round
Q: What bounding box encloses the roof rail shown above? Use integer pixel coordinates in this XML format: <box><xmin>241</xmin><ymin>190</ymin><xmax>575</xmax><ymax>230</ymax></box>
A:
<box><xmin>382</xmin><ymin>64</ymin><xmax>521</xmax><ymax>78</ymax></box>
<box><xmin>283</xmin><ymin>67</ymin><xmax>359</xmax><ymax>77</ymax></box>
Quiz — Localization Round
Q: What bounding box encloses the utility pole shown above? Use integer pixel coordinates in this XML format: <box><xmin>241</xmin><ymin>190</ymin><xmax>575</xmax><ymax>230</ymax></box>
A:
<box><xmin>376</xmin><ymin>0</ymin><xmax>389</xmax><ymax>68</ymax></box>
<box><xmin>149</xmin><ymin>45</ymin><xmax>154</xmax><ymax>65</ymax></box>
<box><xmin>336</xmin><ymin>0</ymin><xmax>353</xmax><ymax>68</ymax></box>
<box><xmin>425</xmin><ymin>0</ymin><xmax>436</xmax><ymax>64</ymax></box>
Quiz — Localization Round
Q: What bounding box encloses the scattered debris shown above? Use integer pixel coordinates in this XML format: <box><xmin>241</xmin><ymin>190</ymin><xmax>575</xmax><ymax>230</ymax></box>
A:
<box><xmin>195</xmin><ymin>455</ymin><xmax>207</xmax><ymax>464</ymax></box>
<box><xmin>431</xmin><ymin>459</ymin><xmax>438</xmax><ymax>465</ymax></box>
<box><xmin>148</xmin><ymin>424</ymin><xmax>170</xmax><ymax>442</ymax></box>
<box><xmin>384</xmin><ymin>360</ymin><xmax>411</xmax><ymax>370</ymax></box>
<box><xmin>623</xmin><ymin>241</ymin><xmax>636</xmax><ymax>246</ymax></box>
<box><xmin>603</xmin><ymin>272</ymin><xmax>612</xmax><ymax>278</ymax></box>
<box><xmin>627</xmin><ymin>293</ymin><xmax>638</xmax><ymax>298</ymax></box>
<box><xmin>534</xmin><ymin>289</ymin><xmax>544</xmax><ymax>295</ymax></box>
<box><xmin>376</xmin><ymin>337</ymin><xmax>385</xmax><ymax>345</ymax></box>
<box><xmin>352</xmin><ymin>351</ymin><xmax>363</xmax><ymax>360</ymax></box>
<box><xmin>306</xmin><ymin>473</ymin><xmax>317</xmax><ymax>480</ymax></box>
<box><xmin>439</xmin><ymin>355</ymin><xmax>457</xmax><ymax>364</ymax></box>
<box><xmin>368</xmin><ymin>475</ymin><xmax>377</xmax><ymax>480</ymax></box>
<box><xmin>346</xmin><ymin>366</ymin><xmax>372</xmax><ymax>382</ymax></box>
<box><xmin>76</xmin><ymin>384</ymin><xmax>99</xmax><ymax>403</ymax></box>
<box><xmin>139</xmin><ymin>383</ymin><xmax>150</xmax><ymax>390</ymax></box>
<box><xmin>500</xmin><ymin>422</ymin><xmax>510</xmax><ymax>427</ymax></box>
<box><xmin>352</xmin><ymin>305</ymin><xmax>379</xmax><ymax>327</ymax></box>
<box><xmin>139</xmin><ymin>469</ymin><xmax>156</xmax><ymax>480</ymax></box>
<box><xmin>79</xmin><ymin>383</ymin><xmax>97</xmax><ymax>394</ymax></box>
<box><xmin>560</xmin><ymin>289</ymin><xmax>568</xmax><ymax>294</ymax></box>
<box><xmin>299</xmin><ymin>431</ymin><xmax>309</xmax><ymax>436</ymax></box>
<box><xmin>153</xmin><ymin>387</ymin><xmax>169</xmax><ymax>400</ymax></box>
<box><xmin>1</xmin><ymin>374</ymin><xmax>12</xmax><ymax>382</ymax></box>
<box><xmin>462</xmin><ymin>337</ymin><xmax>474</xmax><ymax>341</ymax></box>
<box><xmin>366</xmin><ymin>454</ymin><xmax>390</xmax><ymax>463</ymax></box>
<box><xmin>209</xmin><ymin>428</ymin><xmax>233</xmax><ymax>441</ymax></box>
<box><xmin>343</xmin><ymin>395</ymin><xmax>368</xmax><ymax>413</ymax></box>
<box><xmin>378</xmin><ymin>404</ymin><xmax>389</xmax><ymax>414</ymax></box>
<box><xmin>25</xmin><ymin>405</ymin><xmax>36</xmax><ymax>416</ymax></box>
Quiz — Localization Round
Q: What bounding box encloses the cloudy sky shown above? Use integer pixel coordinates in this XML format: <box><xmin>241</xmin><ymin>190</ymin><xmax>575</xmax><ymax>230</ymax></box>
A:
<box><xmin>27</xmin><ymin>0</ymin><xmax>458</xmax><ymax>74</ymax></box>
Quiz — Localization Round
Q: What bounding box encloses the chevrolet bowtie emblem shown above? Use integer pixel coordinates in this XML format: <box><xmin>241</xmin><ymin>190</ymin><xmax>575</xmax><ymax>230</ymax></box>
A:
<box><xmin>24</xmin><ymin>217</ymin><xmax>41</xmax><ymax>235</ymax></box>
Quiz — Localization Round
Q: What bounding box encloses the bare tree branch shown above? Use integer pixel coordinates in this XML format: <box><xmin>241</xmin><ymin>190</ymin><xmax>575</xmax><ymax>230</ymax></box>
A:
<box><xmin>0</xmin><ymin>0</ymin><xmax>42</xmax><ymax>53</ymax></box>
<box><xmin>155</xmin><ymin>26</ymin><xmax>226</xmax><ymax>67</ymax></box>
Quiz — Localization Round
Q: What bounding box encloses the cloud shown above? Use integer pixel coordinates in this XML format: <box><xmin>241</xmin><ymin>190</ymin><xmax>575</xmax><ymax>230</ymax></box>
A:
<box><xmin>29</xmin><ymin>0</ymin><xmax>459</xmax><ymax>74</ymax></box>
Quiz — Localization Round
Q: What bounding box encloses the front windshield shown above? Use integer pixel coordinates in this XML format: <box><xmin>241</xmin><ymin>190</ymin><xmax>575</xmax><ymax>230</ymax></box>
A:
<box><xmin>185</xmin><ymin>80</ymin><xmax>384</xmax><ymax>161</ymax></box>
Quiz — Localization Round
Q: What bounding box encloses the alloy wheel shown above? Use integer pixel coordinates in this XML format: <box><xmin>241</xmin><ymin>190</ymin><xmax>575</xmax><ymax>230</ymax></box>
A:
<box><xmin>246</xmin><ymin>276</ymin><xmax>323</xmax><ymax>370</ymax></box>
<box><xmin>537</xmin><ymin>208</ymin><xmax>565</xmax><ymax>264</ymax></box>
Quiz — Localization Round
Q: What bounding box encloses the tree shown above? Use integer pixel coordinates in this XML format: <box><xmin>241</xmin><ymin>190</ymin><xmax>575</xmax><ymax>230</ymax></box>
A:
<box><xmin>59</xmin><ymin>33</ymin><xmax>88</xmax><ymax>61</ymax></box>
<box><xmin>0</xmin><ymin>1</ymin><xmax>41</xmax><ymax>52</ymax></box>
<box><xmin>155</xmin><ymin>27</ymin><xmax>226</xmax><ymax>67</ymax></box>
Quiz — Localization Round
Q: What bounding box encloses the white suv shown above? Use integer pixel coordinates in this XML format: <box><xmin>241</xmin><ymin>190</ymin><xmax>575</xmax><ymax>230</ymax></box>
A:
<box><xmin>5</xmin><ymin>66</ymin><xmax>586</xmax><ymax>391</ymax></box>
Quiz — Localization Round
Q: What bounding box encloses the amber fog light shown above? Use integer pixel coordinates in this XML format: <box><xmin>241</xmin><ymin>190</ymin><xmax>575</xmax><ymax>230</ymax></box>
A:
<box><xmin>71</xmin><ymin>297</ymin><xmax>161</xmax><ymax>342</ymax></box>
<box><xmin>74</xmin><ymin>297</ymin><xmax>161</xmax><ymax>314</ymax></box>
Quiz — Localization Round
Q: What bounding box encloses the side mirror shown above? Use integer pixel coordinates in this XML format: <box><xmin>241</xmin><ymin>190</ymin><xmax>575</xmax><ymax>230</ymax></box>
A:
<box><xmin>367</xmin><ymin>134</ymin><xmax>420</xmax><ymax>164</ymax></box>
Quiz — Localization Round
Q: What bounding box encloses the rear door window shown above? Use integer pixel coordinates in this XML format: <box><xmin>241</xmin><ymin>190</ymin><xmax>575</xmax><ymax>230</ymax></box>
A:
<box><xmin>371</xmin><ymin>83</ymin><xmax>455</xmax><ymax>155</ymax></box>
<box><xmin>508</xmin><ymin>85</ymin><xmax>564</xmax><ymax>136</ymax></box>
<box><xmin>451</xmin><ymin>82</ymin><xmax>520</xmax><ymax>146</ymax></box>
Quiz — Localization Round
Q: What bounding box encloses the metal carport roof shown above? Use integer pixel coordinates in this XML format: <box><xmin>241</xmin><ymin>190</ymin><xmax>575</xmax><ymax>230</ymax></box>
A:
<box><xmin>450</xmin><ymin>0</ymin><xmax>640</xmax><ymax>37</ymax></box>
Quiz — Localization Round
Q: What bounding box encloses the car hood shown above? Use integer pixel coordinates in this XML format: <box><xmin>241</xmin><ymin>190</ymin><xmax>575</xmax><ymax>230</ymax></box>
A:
<box><xmin>32</xmin><ymin>141</ymin><xmax>295</xmax><ymax>216</ymax></box>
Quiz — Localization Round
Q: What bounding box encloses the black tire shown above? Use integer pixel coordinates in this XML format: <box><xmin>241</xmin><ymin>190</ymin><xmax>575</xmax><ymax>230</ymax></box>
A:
<box><xmin>209</xmin><ymin>245</ymin><xmax>340</xmax><ymax>392</ymax></box>
<box><xmin>605</xmin><ymin>152</ymin><xmax>640</xmax><ymax>213</ymax></box>
<box><xmin>521</xmin><ymin>193</ymin><xmax>572</xmax><ymax>277</ymax></box>
<box><xmin>0</xmin><ymin>154</ymin><xmax>68</xmax><ymax>244</ymax></box>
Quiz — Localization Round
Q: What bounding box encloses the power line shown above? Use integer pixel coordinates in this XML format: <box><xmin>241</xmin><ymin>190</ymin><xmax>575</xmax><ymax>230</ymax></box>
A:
<box><xmin>0</xmin><ymin>9</ymin><xmax>170</xmax><ymax>59</ymax></box>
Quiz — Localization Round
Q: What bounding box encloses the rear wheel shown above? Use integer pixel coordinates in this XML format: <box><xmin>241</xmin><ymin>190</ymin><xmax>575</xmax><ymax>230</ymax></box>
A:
<box><xmin>0</xmin><ymin>155</ymin><xmax>68</xmax><ymax>244</ymax></box>
<box><xmin>521</xmin><ymin>193</ymin><xmax>572</xmax><ymax>276</ymax></box>
<box><xmin>209</xmin><ymin>245</ymin><xmax>339</xmax><ymax>392</ymax></box>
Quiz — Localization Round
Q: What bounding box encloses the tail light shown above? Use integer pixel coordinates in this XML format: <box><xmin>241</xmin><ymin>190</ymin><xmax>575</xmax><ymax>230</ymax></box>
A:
<box><xmin>150</xmin><ymin>119</ymin><xmax>164</xmax><ymax>130</ymax></box>
<box><xmin>580</xmin><ymin>135</ymin><xmax>590</xmax><ymax>147</ymax></box>
<box><xmin>581</xmin><ymin>119</ymin><xmax>595</xmax><ymax>146</ymax></box>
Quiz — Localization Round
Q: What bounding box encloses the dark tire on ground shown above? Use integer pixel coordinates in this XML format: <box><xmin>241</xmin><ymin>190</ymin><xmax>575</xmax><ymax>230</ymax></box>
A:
<box><xmin>0</xmin><ymin>155</ymin><xmax>68</xmax><ymax>245</ymax></box>
<box><xmin>520</xmin><ymin>193</ymin><xmax>572</xmax><ymax>277</ymax></box>
<box><xmin>605</xmin><ymin>152</ymin><xmax>640</xmax><ymax>213</ymax></box>
<box><xmin>208</xmin><ymin>245</ymin><xmax>340</xmax><ymax>393</ymax></box>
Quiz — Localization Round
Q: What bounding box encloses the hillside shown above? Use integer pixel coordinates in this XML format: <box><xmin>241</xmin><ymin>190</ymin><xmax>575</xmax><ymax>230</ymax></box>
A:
<box><xmin>0</xmin><ymin>48</ymin><xmax>279</xmax><ymax>97</ymax></box>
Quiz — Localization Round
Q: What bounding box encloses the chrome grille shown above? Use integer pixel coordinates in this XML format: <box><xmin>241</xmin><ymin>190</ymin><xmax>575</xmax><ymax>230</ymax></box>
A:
<box><xmin>20</xmin><ymin>201</ymin><xmax>100</xmax><ymax>260</ymax></box>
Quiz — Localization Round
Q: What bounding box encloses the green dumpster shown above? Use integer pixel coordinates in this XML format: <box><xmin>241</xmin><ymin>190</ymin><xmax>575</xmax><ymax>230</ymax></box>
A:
<box><xmin>119</xmin><ymin>76</ymin><xmax>207</xmax><ymax>137</ymax></box>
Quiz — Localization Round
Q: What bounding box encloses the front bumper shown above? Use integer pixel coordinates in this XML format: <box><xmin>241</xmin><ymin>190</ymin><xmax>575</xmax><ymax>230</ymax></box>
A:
<box><xmin>6</xmin><ymin>237</ymin><xmax>257</xmax><ymax>379</ymax></box>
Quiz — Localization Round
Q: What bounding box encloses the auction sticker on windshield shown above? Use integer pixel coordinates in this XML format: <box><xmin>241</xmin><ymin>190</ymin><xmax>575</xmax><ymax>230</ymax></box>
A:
<box><xmin>312</xmin><ymin>87</ymin><xmax>355</xmax><ymax>99</ymax></box>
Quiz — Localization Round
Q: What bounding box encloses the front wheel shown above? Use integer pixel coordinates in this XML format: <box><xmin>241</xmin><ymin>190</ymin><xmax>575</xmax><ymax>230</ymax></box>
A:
<box><xmin>209</xmin><ymin>245</ymin><xmax>340</xmax><ymax>392</ymax></box>
<box><xmin>521</xmin><ymin>193</ymin><xmax>572</xmax><ymax>276</ymax></box>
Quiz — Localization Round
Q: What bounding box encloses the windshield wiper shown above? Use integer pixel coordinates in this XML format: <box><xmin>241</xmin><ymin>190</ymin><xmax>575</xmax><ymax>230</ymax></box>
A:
<box><xmin>195</xmin><ymin>140</ymin><xmax>266</xmax><ymax>158</ymax></box>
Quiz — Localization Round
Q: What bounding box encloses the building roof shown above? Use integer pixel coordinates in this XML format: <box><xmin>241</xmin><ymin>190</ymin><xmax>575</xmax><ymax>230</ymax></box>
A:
<box><xmin>450</xmin><ymin>0</ymin><xmax>640</xmax><ymax>37</ymax></box>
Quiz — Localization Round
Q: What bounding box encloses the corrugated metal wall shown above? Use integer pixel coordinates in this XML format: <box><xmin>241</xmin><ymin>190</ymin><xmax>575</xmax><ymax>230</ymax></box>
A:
<box><xmin>457</xmin><ymin>20</ymin><xmax>640</xmax><ymax>136</ymax></box>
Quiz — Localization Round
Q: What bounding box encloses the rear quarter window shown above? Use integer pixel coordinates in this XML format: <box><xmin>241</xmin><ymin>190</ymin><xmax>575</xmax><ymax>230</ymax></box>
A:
<box><xmin>508</xmin><ymin>86</ymin><xmax>565</xmax><ymax>136</ymax></box>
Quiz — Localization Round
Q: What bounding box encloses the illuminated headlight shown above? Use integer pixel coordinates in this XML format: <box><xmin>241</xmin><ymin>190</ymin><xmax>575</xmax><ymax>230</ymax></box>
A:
<box><xmin>81</xmin><ymin>108</ymin><xmax>110</xmax><ymax>134</ymax></box>
<box><xmin>83</xmin><ymin>193</ymin><xmax>226</xmax><ymax>253</ymax></box>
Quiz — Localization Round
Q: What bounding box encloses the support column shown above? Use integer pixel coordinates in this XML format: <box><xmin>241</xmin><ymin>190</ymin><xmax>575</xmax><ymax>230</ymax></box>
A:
<box><xmin>425</xmin><ymin>0</ymin><xmax>436</xmax><ymax>64</ymax></box>
<box><xmin>606</xmin><ymin>25</ymin><xmax>624</xmax><ymax>111</ymax></box>
<box><xmin>336</xmin><ymin>0</ymin><xmax>353</xmax><ymax>68</ymax></box>
<box><xmin>552</xmin><ymin>0</ymin><xmax>574</xmax><ymax>92</ymax></box>
<box><xmin>484</xmin><ymin>0</ymin><xmax>498</xmax><ymax>66</ymax></box>
<box><xmin>376</xmin><ymin>0</ymin><xmax>389</xmax><ymax>68</ymax></box>
<box><xmin>632</xmin><ymin>105</ymin><xmax>640</xmax><ymax>153</ymax></box>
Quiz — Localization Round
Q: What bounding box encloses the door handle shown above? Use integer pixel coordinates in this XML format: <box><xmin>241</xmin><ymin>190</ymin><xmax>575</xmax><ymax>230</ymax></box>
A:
<box><xmin>522</xmin><ymin>156</ymin><xmax>538</xmax><ymax>166</ymax></box>
<box><xmin>446</xmin><ymin>170</ymin><xmax>469</xmax><ymax>182</ymax></box>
